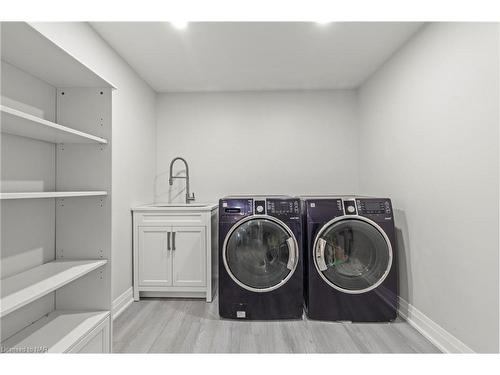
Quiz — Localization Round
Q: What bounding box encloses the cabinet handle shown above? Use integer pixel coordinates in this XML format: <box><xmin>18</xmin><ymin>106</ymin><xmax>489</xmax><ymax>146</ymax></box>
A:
<box><xmin>172</xmin><ymin>231</ymin><xmax>176</xmax><ymax>250</ymax></box>
<box><xmin>167</xmin><ymin>232</ymin><xmax>171</xmax><ymax>251</ymax></box>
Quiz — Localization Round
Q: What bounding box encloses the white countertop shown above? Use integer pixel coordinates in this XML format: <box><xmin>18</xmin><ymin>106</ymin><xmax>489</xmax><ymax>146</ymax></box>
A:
<box><xmin>132</xmin><ymin>203</ymin><xmax>218</xmax><ymax>211</ymax></box>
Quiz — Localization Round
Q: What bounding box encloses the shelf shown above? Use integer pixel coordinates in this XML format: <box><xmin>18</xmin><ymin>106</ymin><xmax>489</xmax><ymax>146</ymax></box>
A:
<box><xmin>1</xmin><ymin>310</ymin><xmax>110</xmax><ymax>353</ymax></box>
<box><xmin>0</xmin><ymin>259</ymin><xmax>108</xmax><ymax>317</ymax></box>
<box><xmin>1</xmin><ymin>22</ymin><xmax>115</xmax><ymax>88</ymax></box>
<box><xmin>1</xmin><ymin>105</ymin><xmax>108</xmax><ymax>144</ymax></box>
<box><xmin>0</xmin><ymin>191</ymin><xmax>108</xmax><ymax>200</ymax></box>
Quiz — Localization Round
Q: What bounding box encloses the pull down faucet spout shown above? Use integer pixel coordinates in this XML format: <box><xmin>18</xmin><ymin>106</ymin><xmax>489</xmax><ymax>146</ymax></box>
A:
<box><xmin>168</xmin><ymin>157</ymin><xmax>195</xmax><ymax>204</ymax></box>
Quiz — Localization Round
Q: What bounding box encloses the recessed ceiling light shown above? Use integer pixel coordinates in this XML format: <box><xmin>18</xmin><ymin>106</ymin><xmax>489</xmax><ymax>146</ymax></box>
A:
<box><xmin>315</xmin><ymin>21</ymin><xmax>332</xmax><ymax>26</ymax></box>
<box><xmin>170</xmin><ymin>21</ymin><xmax>188</xmax><ymax>30</ymax></box>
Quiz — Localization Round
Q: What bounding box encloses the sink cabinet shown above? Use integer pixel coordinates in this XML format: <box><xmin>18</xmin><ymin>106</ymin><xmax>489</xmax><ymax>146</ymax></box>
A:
<box><xmin>132</xmin><ymin>205</ymin><xmax>218</xmax><ymax>302</ymax></box>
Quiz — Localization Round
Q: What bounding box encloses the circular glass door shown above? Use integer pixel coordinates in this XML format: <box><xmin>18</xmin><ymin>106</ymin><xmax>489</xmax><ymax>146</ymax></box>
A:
<box><xmin>223</xmin><ymin>216</ymin><xmax>298</xmax><ymax>292</ymax></box>
<box><xmin>314</xmin><ymin>217</ymin><xmax>392</xmax><ymax>294</ymax></box>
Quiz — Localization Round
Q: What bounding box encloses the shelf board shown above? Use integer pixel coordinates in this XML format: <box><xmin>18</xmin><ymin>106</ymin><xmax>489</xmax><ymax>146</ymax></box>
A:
<box><xmin>1</xmin><ymin>105</ymin><xmax>108</xmax><ymax>144</ymax></box>
<box><xmin>1</xmin><ymin>310</ymin><xmax>110</xmax><ymax>353</ymax></box>
<box><xmin>0</xmin><ymin>191</ymin><xmax>108</xmax><ymax>200</ymax></box>
<box><xmin>0</xmin><ymin>259</ymin><xmax>108</xmax><ymax>317</ymax></box>
<box><xmin>1</xmin><ymin>22</ymin><xmax>115</xmax><ymax>88</ymax></box>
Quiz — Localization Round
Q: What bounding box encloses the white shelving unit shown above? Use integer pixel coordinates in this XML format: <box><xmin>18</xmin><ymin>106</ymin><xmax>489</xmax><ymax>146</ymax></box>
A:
<box><xmin>1</xmin><ymin>22</ymin><xmax>113</xmax><ymax>353</ymax></box>
<box><xmin>1</xmin><ymin>105</ymin><xmax>108</xmax><ymax>144</ymax></box>
<box><xmin>2</xmin><ymin>310</ymin><xmax>110</xmax><ymax>353</ymax></box>
<box><xmin>1</xmin><ymin>260</ymin><xmax>108</xmax><ymax>317</ymax></box>
<box><xmin>0</xmin><ymin>191</ymin><xmax>108</xmax><ymax>200</ymax></box>
<box><xmin>1</xmin><ymin>21</ymin><xmax>114</xmax><ymax>88</ymax></box>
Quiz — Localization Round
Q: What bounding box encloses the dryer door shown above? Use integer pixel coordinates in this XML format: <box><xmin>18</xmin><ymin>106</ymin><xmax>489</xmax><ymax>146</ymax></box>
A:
<box><xmin>223</xmin><ymin>215</ymin><xmax>299</xmax><ymax>293</ymax></box>
<box><xmin>313</xmin><ymin>216</ymin><xmax>392</xmax><ymax>294</ymax></box>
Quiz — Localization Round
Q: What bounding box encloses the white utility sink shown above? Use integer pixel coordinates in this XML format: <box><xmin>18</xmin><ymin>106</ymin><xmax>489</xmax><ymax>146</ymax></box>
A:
<box><xmin>151</xmin><ymin>203</ymin><xmax>211</xmax><ymax>208</ymax></box>
<box><xmin>132</xmin><ymin>202</ymin><xmax>218</xmax><ymax>211</ymax></box>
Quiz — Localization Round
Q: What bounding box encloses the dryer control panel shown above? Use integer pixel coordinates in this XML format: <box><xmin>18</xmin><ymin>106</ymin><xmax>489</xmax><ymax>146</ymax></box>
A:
<box><xmin>356</xmin><ymin>198</ymin><xmax>393</xmax><ymax>219</ymax></box>
<box><xmin>305</xmin><ymin>197</ymin><xmax>393</xmax><ymax>222</ymax></box>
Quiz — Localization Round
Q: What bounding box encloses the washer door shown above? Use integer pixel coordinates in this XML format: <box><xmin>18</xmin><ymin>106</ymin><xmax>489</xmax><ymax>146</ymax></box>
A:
<box><xmin>223</xmin><ymin>216</ymin><xmax>299</xmax><ymax>293</ymax></box>
<box><xmin>313</xmin><ymin>217</ymin><xmax>392</xmax><ymax>294</ymax></box>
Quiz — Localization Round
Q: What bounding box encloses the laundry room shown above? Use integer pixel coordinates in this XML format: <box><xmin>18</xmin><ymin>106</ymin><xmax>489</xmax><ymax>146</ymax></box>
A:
<box><xmin>0</xmin><ymin>1</ymin><xmax>499</xmax><ymax>371</ymax></box>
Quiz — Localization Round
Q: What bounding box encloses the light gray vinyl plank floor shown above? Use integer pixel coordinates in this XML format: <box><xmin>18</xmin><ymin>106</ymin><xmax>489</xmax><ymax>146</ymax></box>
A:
<box><xmin>113</xmin><ymin>297</ymin><xmax>440</xmax><ymax>353</ymax></box>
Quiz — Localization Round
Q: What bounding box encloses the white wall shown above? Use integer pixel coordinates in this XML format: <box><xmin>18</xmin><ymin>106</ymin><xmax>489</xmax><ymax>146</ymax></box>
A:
<box><xmin>30</xmin><ymin>23</ymin><xmax>157</xmax><ymax>302</ymax></box>
<box><xmin>358</xmin><ymin>23</ymin><xmax>499</xmax><ymax>353</ymax></box>
<box><xmin>156</xmin><ymin>90</ymin><xmax>358</xmax><ymax>203</ymax></box>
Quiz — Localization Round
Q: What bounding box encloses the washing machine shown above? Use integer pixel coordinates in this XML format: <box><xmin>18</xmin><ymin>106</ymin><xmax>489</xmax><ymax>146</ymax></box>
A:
<box><xmin>218</xmin><ymin>195</ymin><xmax>303</xmax><ymax>320</ymax></box>
<box><xmin>303</xmin><ymin>196</ymin><xmax>397</xmax><ymax>322</ymax></box>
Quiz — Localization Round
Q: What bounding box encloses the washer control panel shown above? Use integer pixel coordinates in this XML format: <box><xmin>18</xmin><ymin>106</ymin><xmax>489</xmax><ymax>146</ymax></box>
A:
<box><xmin>356</xmin><ymin>198</ymin><xmax>392</xmax><ymax>217</ymax></box>
<box><xmin>267</xmin><ymin>198</ymin><xmax>300</xmax><ymax>218</ymax></box>
<box><xmin>220</xmin><ymin>197</ymin><xmax>301</xmax><ymax>219</ymax></box>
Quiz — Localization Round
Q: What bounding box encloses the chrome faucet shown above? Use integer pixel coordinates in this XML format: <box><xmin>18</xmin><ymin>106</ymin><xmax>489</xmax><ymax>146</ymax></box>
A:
<box><xmin>169</xmin><ymin>157</ymin><xmax>195</xmax><ymax>204</ymax></box>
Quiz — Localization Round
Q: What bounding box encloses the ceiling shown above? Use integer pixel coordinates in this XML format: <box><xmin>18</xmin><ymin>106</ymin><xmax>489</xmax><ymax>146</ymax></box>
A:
<box><xmin>91</xmin><ymin>22</ymin><xmax>423</xmax><ymax>93</ymax></box>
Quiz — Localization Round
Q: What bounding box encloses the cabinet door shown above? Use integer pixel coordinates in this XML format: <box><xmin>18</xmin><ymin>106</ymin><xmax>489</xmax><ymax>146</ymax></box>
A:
<box><xmin>138</xmin><ymin>226</ymin><xmax>172</xmax><ymax>287</ymax></box>
<box><xmin>172</xmin><ymin>226</ymin><xmax>206</xmax><ymax>287</ymax></box>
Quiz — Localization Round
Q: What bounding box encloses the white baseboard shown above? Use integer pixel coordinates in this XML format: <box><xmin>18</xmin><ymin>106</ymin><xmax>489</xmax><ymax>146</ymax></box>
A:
<box><xmin>398</xmin><ymin>297</ymin><xmax>474</xmax><ymax>353</ymax></box>
<box><xmin>112</xmin><ymin>287</ymin><xmax>134</xmax><ymax>320</ymax></box>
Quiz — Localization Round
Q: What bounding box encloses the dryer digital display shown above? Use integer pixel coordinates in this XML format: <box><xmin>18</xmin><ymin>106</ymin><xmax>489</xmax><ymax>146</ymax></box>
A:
<box><xmin>358</xmin><ymin>200</ymin><xmax>388</xmax><ymax>215</ymax></box>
